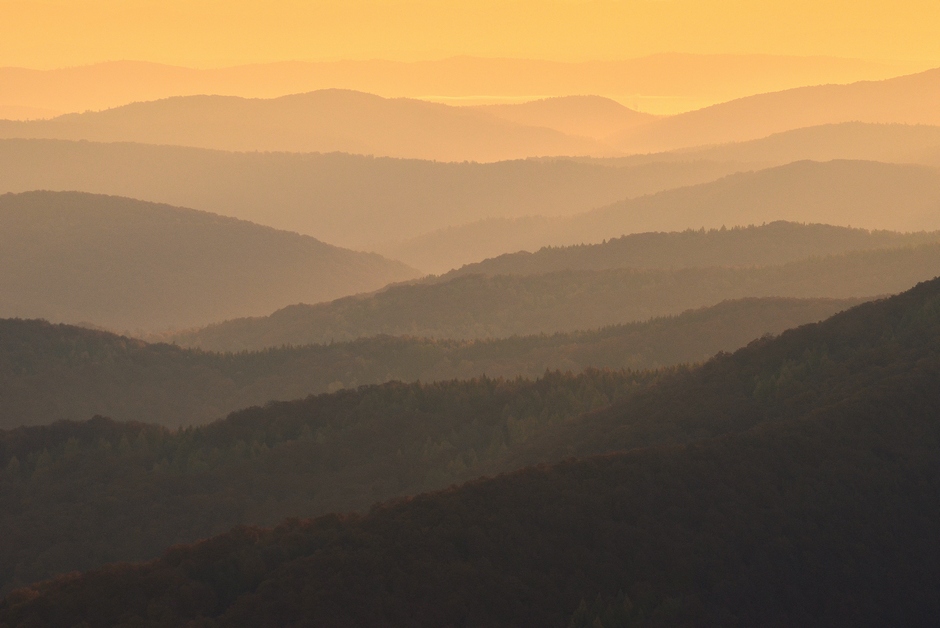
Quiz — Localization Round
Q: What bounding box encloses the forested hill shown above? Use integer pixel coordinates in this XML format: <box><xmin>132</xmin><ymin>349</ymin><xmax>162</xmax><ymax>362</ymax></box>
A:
<box><xmin>441</xmin><ymin>221</ymin><xmax>940</xmax><ymax>279</ymax></box>
<box><xmin>4</xmin><ymin>278</ymin><xmax>940</xmax><ymax>626</ymax></box>
<box><xmin>0</xmin><ymin>296</ymin><xmax>860</xmax><ymax>428</ymax></box>
<box><xmin>0</xmin><ymin>191</ymin><xmax>417</xmax><ymax>331</ymax></box>
<box><xmin>174</xmin><ymin>243</ymin><xmax>940</xmax><ymax>351</ymax></box>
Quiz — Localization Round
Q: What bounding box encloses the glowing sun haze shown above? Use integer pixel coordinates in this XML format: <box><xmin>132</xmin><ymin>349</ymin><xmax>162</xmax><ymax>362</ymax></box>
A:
<box><xmin>2</xmin><ymin>0</ymin><xmax>939</xmax><ymax>69</ymax></box>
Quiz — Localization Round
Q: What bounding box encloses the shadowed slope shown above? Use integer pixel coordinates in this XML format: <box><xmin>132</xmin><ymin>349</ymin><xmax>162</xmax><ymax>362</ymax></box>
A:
<box><xmin>0</xmin><ymin>191</ymin><xmax>418</xmax><ymax>331</ymax></box>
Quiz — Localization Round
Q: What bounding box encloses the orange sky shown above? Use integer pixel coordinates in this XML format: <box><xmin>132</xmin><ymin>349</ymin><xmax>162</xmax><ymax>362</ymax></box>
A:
<box><xmin>2</xmin><ymin>0</ymin><xmax>939</xmax><ymax>69</ymax></box>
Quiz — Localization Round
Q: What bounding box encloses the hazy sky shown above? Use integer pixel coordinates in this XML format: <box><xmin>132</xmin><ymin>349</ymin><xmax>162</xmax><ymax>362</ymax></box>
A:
<box><xmin>2</xmin><ymin>0</ymin><xmax>940</xmax><ymax>68</ymax></box>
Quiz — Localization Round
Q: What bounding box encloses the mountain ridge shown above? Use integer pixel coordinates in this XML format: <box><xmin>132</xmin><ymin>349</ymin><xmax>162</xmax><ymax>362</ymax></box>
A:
<box><xmin>0</xmin><ymin>90</ymin><xmax>615</xmax><ymax>162</ymax></box>
<box><xmin>612</xmin><ymin>66</ymin><xmax>940</xmax><ymax>152</ymax></box>
<box><xmin>0</xmin><ymin>191</ymin><xmax>418</xmax><ymax>331</ymax></box>
<box><xmin>0</xmin><ymin>296</ymin><xmax>863</xmax><ymax>429</ymax></box>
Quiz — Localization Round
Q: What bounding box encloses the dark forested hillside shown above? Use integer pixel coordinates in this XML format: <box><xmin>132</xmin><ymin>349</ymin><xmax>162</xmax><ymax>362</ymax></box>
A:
<box><xmin>0</xmin><ymin>191</ymin><xmax>417</xmax><ymax>331</ymax></box>
<box><xmin>0</xmin><ymin>296</ymin><xmax>862</xmax><ymax>428</ymax></box>
<box><xmin>4</xmin><ymin>277</ymin><xmax>940</xmax><ymax>627</ymax></box>
<box><xmin>174</xmin><ymin>243</ymin><xmax>940</xmax><ymax>351</ymax></box>
<box><xmin>0</xmin><ymin>138</ymin><xmax>742</xmax><ymax>255</ymax></box>
<box><xmin>0</xmin><ymin>370</ymin><xmax>655</xmax><ymax>596</ymax></box>
<box><xmin>442</xmin><ymin>221</ymin><xmax>940</xmax><ymax>279</ymax></box>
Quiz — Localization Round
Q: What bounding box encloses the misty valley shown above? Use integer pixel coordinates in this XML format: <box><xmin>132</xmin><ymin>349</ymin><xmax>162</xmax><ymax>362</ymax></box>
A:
<box><xmin>2</xmin><ymin>38</ymin><xmax>940</xmax><ymax>628</ymax></box>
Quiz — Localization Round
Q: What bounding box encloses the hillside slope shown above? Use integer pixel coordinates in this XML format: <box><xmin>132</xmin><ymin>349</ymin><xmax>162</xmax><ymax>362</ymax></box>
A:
<box><xmin>612</xmin><ymin>66</ymin><xmax>940</xmax><ymax>152</ymax></box>
<box><xmin>442</xmin><ymin>221</ymin><xmax>940</xmax><ymax>279</ymax></box>
<box><xmin>0</xmin><ymin>297</ymin><xmax>861</xmax><ymax>429</ymax></box>
<box><xmin>395</xmin><ymin>160</ymin><xmax>940</xmax><ymax>269</ymax></box>
<box><xmin>675</xmin><ymin>122</ymin><xmax>940</xmax><ymax>167</ymax></box>
<box><xmin>474</xmin><ymin>96</ymin><xmax>654</xmax><ymax>140</ymax></box>
<box><xmin>0</xmin><ymin>90</ymin><xmax>612</xmax><ymax>162</ymax></box>
<box><xmin>5</xmin><ymin>276</ymin><xmax>940</xmax><ymax>626</ymax></box>
<box><xmin>0</xmin><ymin>139</ymin><xmax>742</xmax><ymax>252</ymax></box>
<box><xmin>173</xmin><ymin>243</ymin><xmax>940</xmax><ymax>351</ymax></box>
<box><xmin>0</xmin><ymin>191</ymin><xmax>417</xmax><ymax>331</ymax></box>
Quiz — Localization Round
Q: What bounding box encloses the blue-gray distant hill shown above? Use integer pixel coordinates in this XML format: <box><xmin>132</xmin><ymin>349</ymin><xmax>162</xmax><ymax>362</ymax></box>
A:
<box><xmin>0</xmin><ymin>191</ymin><xmax>418</xmax><ymax>331</ymax></box>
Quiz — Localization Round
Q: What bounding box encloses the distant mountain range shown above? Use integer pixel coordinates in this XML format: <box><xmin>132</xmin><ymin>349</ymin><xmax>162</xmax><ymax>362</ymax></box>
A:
<box><xmin>173</xmin><ymin>237</ymin><xmax>940</xmax><ymax>351</ymax></box>
<box><xmin>4</xmin><ymin>130</ymin><xmax>940</xmax><ymax>270</ymax></box>
<box><xmin>0</xmin><ymin>90</ymin><xmax>615</xmax><ymax>162</ymax></box>
<box><xmin>0</xmin><ymin>55</ymin><xmax>912</xmax><ymax>118</ymax></box>
<box><xmin>2</xmin><ymin>66</ymin><xmax>938</xmax><ymax>164</ymax></box>
<box><xmin>0</xmin><ymin>191</ymin><xmax>417</xmax><ymax>331</ymax></box>
<box><xmin>0</xmin><ymin>139</ymin><xmax>744</xmax><ymax>252</ymax></box>
<box><xmin>389</xmin><ymin>160</ymin><xmax>940</xmax><ymax>271</ymax></box>
<box><xmin>473</xmin><ymin>96</ymin><xmax>654</xmax><ymax>140</ymax></box>
<box><xmin>612</xmin><ymin>67</ymin><xmax>940</xmax><ymax>152</ymax></box>
<box><xmin>670</xmin><ymin>122</ymin><xmax>940</xmax><ymax>167</ymax></box>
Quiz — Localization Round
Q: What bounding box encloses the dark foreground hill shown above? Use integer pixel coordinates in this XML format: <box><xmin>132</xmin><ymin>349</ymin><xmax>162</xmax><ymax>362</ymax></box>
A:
<box><xmin>175</xmin><ymin>243</ymin><xmax>940</xmax><ymax>351</ymax></box>
<box><xmin>0</xmin><ymin>296</ymin><xmax>860</xmax><ymax>429</ymax></box>
<box><xmin>0</xmin><ymin>191</ymin><xmax>417</xmax><ymax>331</ymax></box>
<box><xmin>4</xmin><ymin>277</ymin><xmax>940</xmax><ymax>626</ymax></box>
